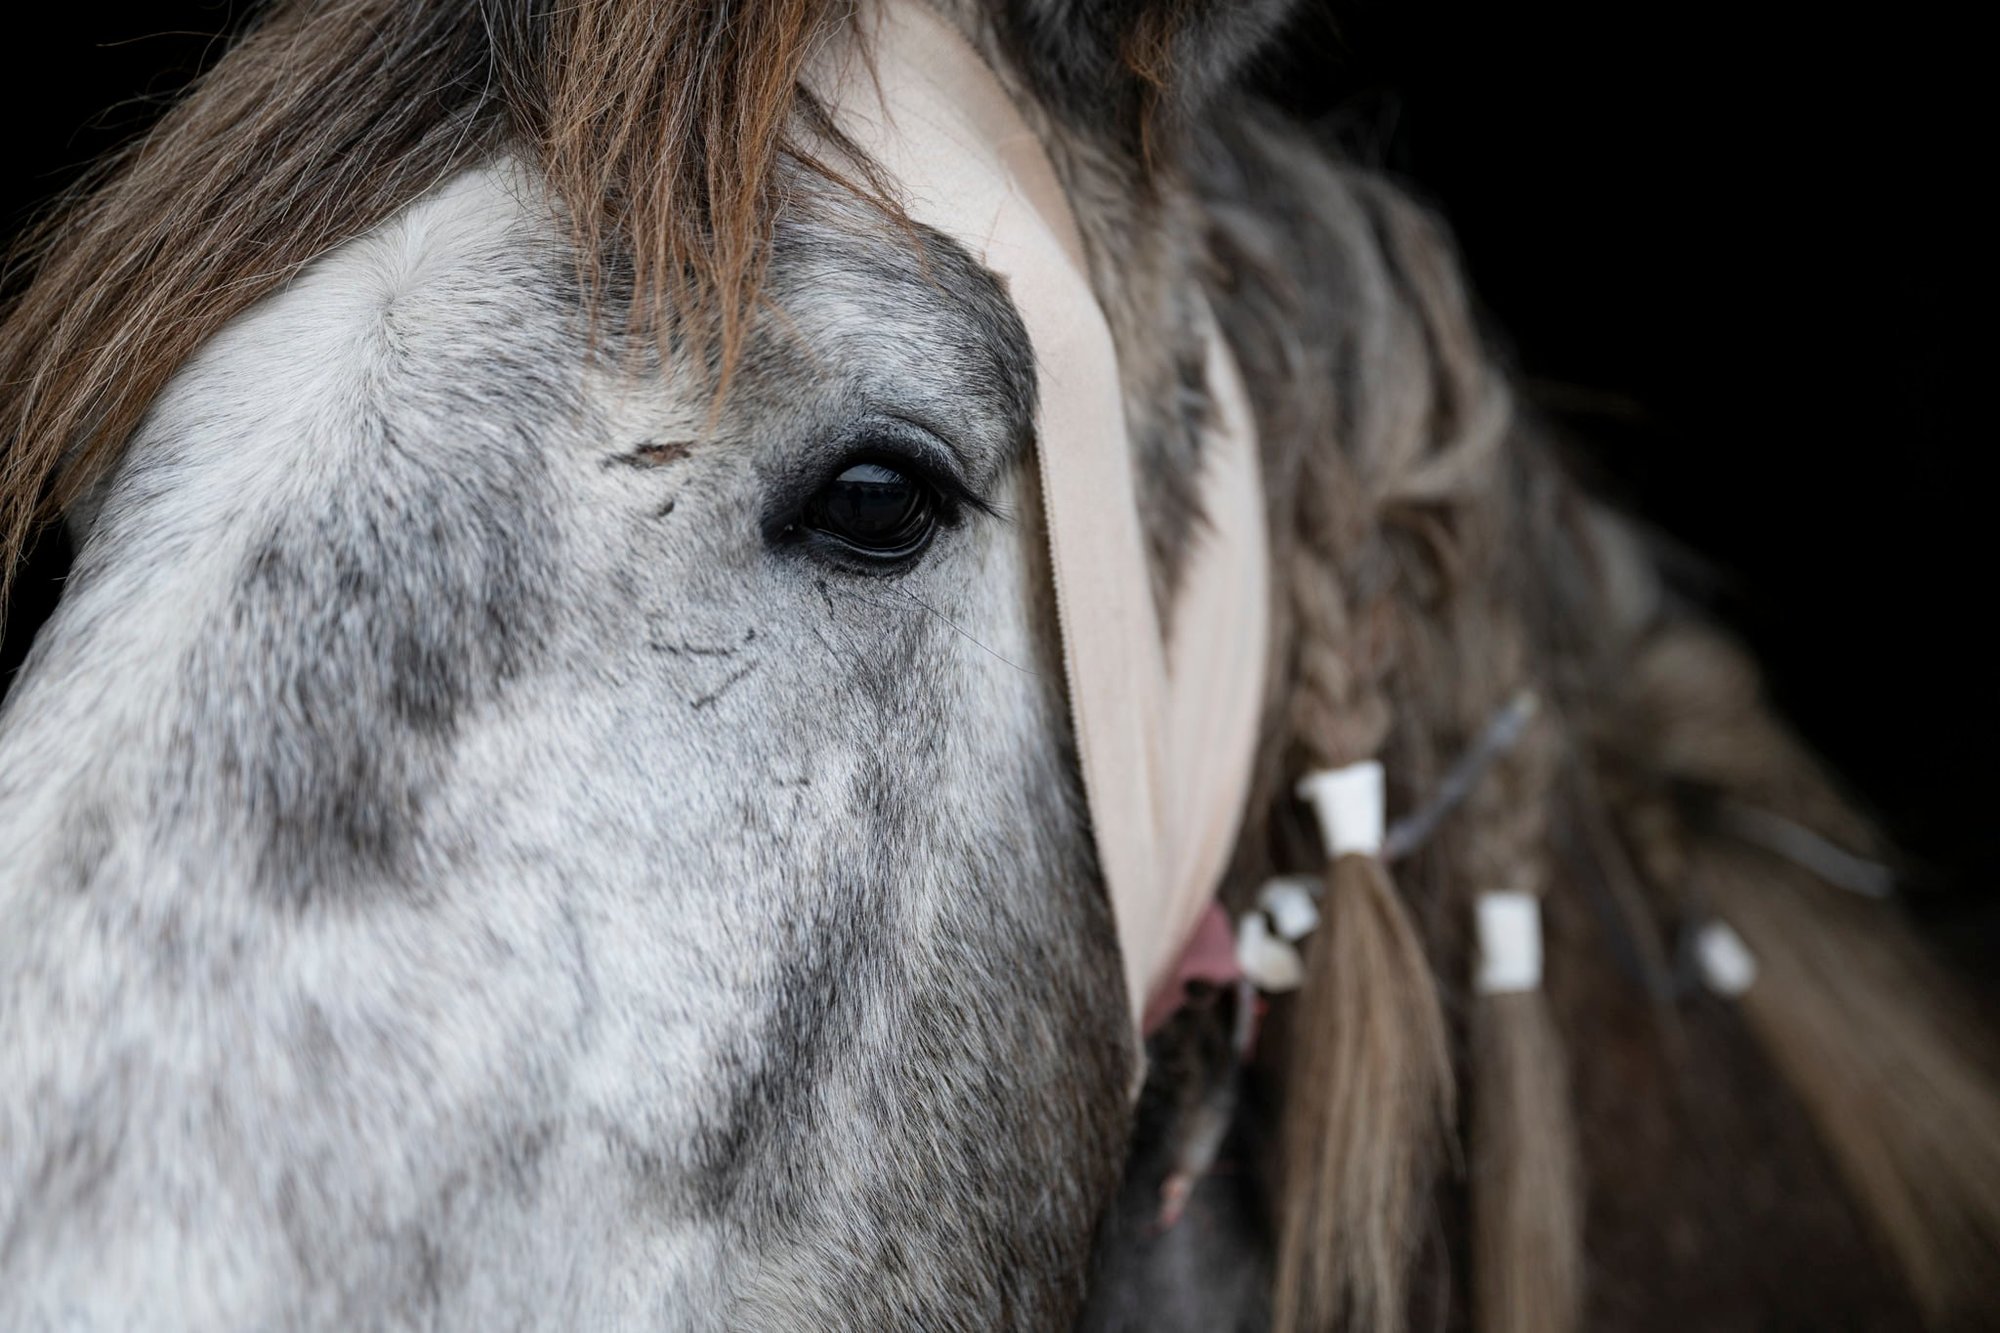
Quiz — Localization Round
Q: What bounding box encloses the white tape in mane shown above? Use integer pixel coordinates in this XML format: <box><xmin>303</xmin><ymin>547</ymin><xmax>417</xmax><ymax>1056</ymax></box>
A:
<box><xmin>1298</xmin><ymin>762</ymin><xmax>1386</xmax><ymax>858</ymax></box>
<box><xmin>1474</xmin><ymin>891</ymin><xmax>1544</xmax><ymax>996</ymax></box>
<box><xmin>817</xmin><ymin>0</ymin><xmax>1270</xmax><ymax>1037</ymax></box>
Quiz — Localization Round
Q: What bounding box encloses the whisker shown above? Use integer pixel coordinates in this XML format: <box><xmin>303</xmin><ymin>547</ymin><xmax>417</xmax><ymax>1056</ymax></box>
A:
<box><xmin>834</xmin><ymin>582</ymin><xmax>1041</xmax><ymax>678</ymax></box>
<box><xmin>807</xmin><ymin>623</ymin><xmax>871</xmax><ymax>694</ymax></box>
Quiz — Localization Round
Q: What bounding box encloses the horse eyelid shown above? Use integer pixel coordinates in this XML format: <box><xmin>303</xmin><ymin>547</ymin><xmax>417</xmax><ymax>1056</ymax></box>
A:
<box><xmin>848</xmin><ymin>413</ymin><xmax>997</xmax><ymax>518</ymax></box>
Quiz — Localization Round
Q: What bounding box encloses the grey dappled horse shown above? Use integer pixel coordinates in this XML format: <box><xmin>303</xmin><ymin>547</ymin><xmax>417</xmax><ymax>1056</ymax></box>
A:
<box><xmin>3</xmin><ymin>2</ymin><xmax>1996</xmax><ymax>1329</ymax></box>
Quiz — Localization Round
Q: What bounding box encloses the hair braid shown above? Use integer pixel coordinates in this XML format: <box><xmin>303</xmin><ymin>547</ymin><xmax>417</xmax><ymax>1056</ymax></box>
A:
<box><xmin>1262</xmin><ymin>170</ymin><xmax>1588</xmax><ymax>1331</ymax></box>
<box><xmin>1270</xmin><ymin>436</ymin><xmax>1453</xmax><ymax>1333</ymax></box>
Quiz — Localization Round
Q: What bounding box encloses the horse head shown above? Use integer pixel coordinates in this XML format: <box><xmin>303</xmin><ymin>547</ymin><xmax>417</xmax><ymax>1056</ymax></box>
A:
<box><xmin>4</xmin><ymin>2</ymin><xmax>1996</xmax><ymax>1329</ymax></box>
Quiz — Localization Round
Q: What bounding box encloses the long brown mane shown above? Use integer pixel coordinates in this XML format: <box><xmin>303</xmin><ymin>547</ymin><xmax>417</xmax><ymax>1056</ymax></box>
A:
<box><xmin>0</xmin><ymin>0</ymin><xmax>842</xmax><ymax>612</ymax></box>
<box><xmin>1218</xmin><ymin>144</ymin><xmax>2000</xmax><ymax>1323</ymax></box>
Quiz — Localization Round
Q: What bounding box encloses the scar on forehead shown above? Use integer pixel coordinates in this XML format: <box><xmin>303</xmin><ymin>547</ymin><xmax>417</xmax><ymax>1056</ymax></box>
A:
<box><xmin>603</xmin><ymin>440</ymin><xmax>694</xmax><ymax>469</ymax></box>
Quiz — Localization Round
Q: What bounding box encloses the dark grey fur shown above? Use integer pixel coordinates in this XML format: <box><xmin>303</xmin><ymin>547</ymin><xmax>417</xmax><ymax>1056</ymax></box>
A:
<box><xmin>998</xmin><ymin>0</ymin><xmax>1297</xmax><ymax>138</ymax></box>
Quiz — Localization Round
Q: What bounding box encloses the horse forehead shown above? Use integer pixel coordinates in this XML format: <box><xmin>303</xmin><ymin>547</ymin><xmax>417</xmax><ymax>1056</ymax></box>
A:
<box><xmin>118</xmin><ymin>167</ymin><xmax>565</xmax><ymax>490</ymax></box>
<box><xmin>148</xmin><ymin>164</ymin><xmax>1034</xmax><ymax>479</ymax></box>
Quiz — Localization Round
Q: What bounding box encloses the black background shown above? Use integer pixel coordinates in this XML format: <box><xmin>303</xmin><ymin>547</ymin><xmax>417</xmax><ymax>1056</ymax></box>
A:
<box><xmin>3</xmin><ymin>4</ymin><xmax>1987</xmax><ymax>971</ymax></box>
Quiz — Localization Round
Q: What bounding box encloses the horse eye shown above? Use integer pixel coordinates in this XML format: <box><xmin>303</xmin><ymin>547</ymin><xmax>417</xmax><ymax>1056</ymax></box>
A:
<box><xmin>803</xmin><ymin>460</ymin><xmax>938</xmax><ymax>560</ymax></box>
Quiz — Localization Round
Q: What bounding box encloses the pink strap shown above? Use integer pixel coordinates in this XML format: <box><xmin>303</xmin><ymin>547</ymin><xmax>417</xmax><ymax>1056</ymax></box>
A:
<box><xmin>1140</xmin><ymin>903</ymin><xmax>1244</xmax><ymax>1035</ymax></box>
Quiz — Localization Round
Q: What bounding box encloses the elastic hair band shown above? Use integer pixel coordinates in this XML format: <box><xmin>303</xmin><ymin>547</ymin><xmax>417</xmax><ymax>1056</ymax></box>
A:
<box><xmin>1237</xmin><ymin>909</ymin><xmax>1306</xmax><ymax>992</ymax></box>
<box><xmin>1234</xmin><ymin>875</ymin><xmax>1322</xmax><ymax>993</ymax></box>
<box><xmin>1296</xmin><ymin>761</ymin><xmax>1385</xmax><ymax>858</ymax></box>
<box><xmin>1693</xmin><ymin>919</ymin><xmax>1758</xmax><ymax>997</ymax></box>
<box><xmin>1474</xmin><ymin>890</ymin><xmax>1544</xmax><ymax>995</ymax></box>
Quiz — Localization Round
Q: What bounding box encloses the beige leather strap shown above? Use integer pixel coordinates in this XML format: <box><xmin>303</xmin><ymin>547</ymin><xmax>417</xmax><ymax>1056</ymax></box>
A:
<box><xmin>816</xmin><ymin>0</ymin><xmax>1269</xmax><ymax>1036</ymax></box>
